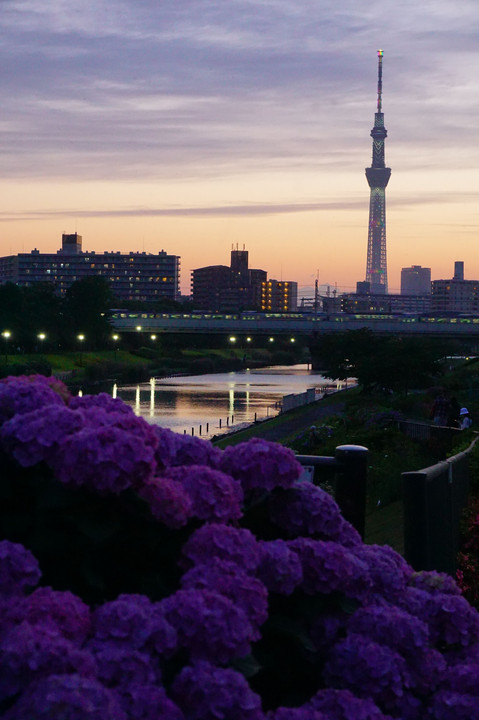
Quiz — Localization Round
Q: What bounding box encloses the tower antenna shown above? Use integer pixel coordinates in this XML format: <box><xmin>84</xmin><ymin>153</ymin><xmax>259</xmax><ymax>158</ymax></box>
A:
<box><xmin>364</xmin><ymin>49</ymin><xmax>391</xmax><ymax>295</ymax></box>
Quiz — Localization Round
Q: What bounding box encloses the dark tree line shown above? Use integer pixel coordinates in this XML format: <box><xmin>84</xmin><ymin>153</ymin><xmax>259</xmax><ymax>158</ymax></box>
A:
<box><xmin>310</xmin><ymin>328</ymin><xmax>456</xmax><ymax>394</ymax></box>
<box><xmin>0</xmin><ymin>277</ymin><xmax>114</xmax><ymax>352</ymax></box>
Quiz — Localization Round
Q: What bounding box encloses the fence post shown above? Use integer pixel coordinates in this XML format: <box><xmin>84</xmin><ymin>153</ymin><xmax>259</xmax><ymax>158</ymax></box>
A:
<box><xmin>334</xmin><ymin>445</ymin><xmax>368</xmax><ymax>539</ymax></box>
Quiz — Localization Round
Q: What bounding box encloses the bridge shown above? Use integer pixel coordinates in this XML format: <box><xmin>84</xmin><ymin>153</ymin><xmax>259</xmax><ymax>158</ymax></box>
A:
<box><xmin>110</xmin><ymin>311</ymin><xmax>479</xmax><ymax>339</ymax></box>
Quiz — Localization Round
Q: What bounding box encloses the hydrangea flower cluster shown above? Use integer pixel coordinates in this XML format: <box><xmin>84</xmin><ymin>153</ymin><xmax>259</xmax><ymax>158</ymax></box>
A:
<box><xmin>1</xmin><ymin>374</ymin><xmax>479</xmax><ymax>720</ymax></box>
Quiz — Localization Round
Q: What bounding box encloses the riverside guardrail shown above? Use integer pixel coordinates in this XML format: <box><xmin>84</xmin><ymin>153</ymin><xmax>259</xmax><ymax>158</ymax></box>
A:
<box><xmin>296</xmin><ymin>445</ymin><xmax>368</xmax><ymax>538</ymax></box>
<box><xmin>402</xmin><ymin>435</ymin><xmax>479</xmax><ymax>576</ymax></box>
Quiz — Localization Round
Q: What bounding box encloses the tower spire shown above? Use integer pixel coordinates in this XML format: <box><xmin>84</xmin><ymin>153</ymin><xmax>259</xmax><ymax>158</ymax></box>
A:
<box><xmin>365</xmin><ymin>49</ymin><xmax>391</xmax><ymax>294</ymax></box>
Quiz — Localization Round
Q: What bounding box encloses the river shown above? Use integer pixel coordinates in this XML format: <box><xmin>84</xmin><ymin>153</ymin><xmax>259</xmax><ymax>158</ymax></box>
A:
<box><xmin>111</xmin><ymin>365</ymin><xmax>350</xmax><ymax>439</ymax></box>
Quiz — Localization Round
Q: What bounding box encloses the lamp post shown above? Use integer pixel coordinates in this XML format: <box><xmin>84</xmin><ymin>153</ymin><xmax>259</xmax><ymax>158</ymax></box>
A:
<box><xmin>111</xmin><ymin>334</ymin><xmax>120</xmax><ymax>351</ymax></box>
<box><xmin>77</xmin><ymin>334</ymin><xmax>85</xmax><ymax>367</ymax></box>
<box><xmin>2</xmin><ymin>330</ymin><xmax>11</xmax><ymax>363</ymax></box>
<box><xmin>37</xmin><ymin>332</ymin><xmax>46</xmax><ymax>353</ymax></box>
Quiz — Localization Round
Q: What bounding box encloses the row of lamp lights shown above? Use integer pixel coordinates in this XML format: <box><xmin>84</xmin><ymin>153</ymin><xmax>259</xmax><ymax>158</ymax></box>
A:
<box><xmin>228</xmin><ymin>336</ymin><xmax>296</xmax><ymax>344</ymax></box>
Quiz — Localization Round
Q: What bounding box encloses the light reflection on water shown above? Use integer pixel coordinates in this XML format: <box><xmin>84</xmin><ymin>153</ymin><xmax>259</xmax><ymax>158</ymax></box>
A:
<box><xmin>113</xmin><ymin>365</ymin><xmax>348</xmax><ymax>438</ymax></box>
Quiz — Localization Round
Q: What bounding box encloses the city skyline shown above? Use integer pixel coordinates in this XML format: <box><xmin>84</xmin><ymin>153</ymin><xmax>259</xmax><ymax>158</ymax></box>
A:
<box><xmin>2</xmin><ymin>1</ymin><xmax>479</xmax><ymax>296</ymax></box>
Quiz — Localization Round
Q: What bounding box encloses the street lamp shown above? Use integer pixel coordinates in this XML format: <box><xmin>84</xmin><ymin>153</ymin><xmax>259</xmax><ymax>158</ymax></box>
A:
<box><xmin>77</xmin><ymin>334</ymin><xmax>85</xmax><ymax>367</ymax></box>
<box><xmin>2</xmin><ymin>330</ymin><xmax>11</xmax><ymax>363</ymax></box>
<box><xmin>229</xmin><ymin>336</ymin><xmax>236</xmax><ymax>344</ymax></box>
<box><xmin>150</xmin><ymin>334</ymin><xmax>157</xmax><ymax>341</ymax></box>
<box><xmin>111</xmin><ymin>334</ymin><xmax>120</xmax><ymax>351</ymax></box>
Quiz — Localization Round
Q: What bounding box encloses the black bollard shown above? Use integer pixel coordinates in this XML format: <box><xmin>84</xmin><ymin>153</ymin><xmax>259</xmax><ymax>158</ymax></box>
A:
<box><xmin>334</xmin><ymin>444</ymin><xmax>368</xmax><ymax>539</ymax></box>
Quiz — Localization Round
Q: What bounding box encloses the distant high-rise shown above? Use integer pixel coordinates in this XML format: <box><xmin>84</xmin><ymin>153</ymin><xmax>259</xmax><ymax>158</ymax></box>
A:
<box><xmin>401</xmin><ymin>265</ymin><xmax>431</xmax><ymax>296</ymax></box>
<box><xmin>365</xmin><ymin>50</ymin><xmax>391</xmax><ymax>295</ymax></box>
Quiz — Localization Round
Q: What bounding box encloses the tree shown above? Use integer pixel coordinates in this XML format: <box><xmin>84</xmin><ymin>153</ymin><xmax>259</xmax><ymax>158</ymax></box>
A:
<box><xmin>63</xmin><ymin>277</ymin><xmax>114</xmax><ymax>348</ymax></box>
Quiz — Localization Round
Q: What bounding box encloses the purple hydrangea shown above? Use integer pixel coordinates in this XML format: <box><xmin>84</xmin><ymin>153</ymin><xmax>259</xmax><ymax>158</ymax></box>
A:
<box><xmin>160</xmin><ymin>588</ymin><xmax>254</xmax><ymax>664</ymax></box>
<box><xmin>442</xmin><ymin>663</ymin><xmax>479</xmax><ymax>696</ymax></box>
<box><xmin>92</xmin><ymin>594</ymin><xmax>156</xmax><ymax>650</ymax></box>
<box><xmin>429</xmin><ymin>689</ymin><xmax>479</xmax><ymax>720</ymax></box>
<box><xmin>257</xmin><ymin>539</ymin><xmax>303</xmax><ymax>595</ymax></box>
<box><xmin>172</xmin><ymin>661</ymin><xmax>264</xmax><ymax>720</ymax></box>
<box><xmin>323</xmin><ymin>633</ymin><xmax>410</xmax><ymax>711</ymax></box>
<box><xmin>220</xmin><ymin>437</ymin><xmax>302</xmax><ymax>493</ymax></box>
<box><xmin>139</xmin><ymin>476</ymin><xmax>193</xmax><ymax>528</ymax></box>
<box><xmin>354</xmin><ymin>544</ymin><xmax>411</xmax><ymax>603</ymax></box>
<box><xmin>168</xmin><ymin>432</ymin><xmax>222</xmax><ymax>469</ymax></box>
<box><xmin>0</xmin><ymin>540</ymin><xmax>41</xmax><ymax>596</ymax></box>
<box><xmin>347</xmin><ymin>603</ymin><xmax>430</xmax><ymax>657</ymax></box>
<box><xmin>309</xmin><ymin>611</ymin><xmax>349</xmax><ymax>655</ymax></box>
<box><xmin>22</xmin><ymin>586</ymin><xmax>91</xmax><ymax>644</ymax></box>
<box><xmin>408</xmin><ymin>570</ymin><xmax>462</xmax><ymax>596</ymax></box>
<box><xmin>69</xmin><ymin>392</ymin><xmax>134</xmax><ymax>415</ymax></box>
<box><xmin>1</xmin><ymin>404</ymin><xmax>86</xmax><ymax>467</ymax></box>
<box><xmin>50</xmin><ymin>424</ymin><xmax>156</xmax><ymax>494</ymax></box>
<box><xmin>181</xmin><ymin>523</ymin><xmax>262</xmax><ymax>572</ymax></box>
<box><xmin>0</xmin><ymin>621</ymin><xmax>96</xmax><ymax>703</ymax></box>
<box><xmin>152</xmin><ymin>426</ymin><xmax>182</xmax><ymax>470</ymax></box>
<box><xmin>421</xmin><ymin>592</ymin><xmax>479</xmax><ymax>649</ymax></box>
<box><xmin>165</xmin><ymin>465</ymin><xmax>243</xmax><ymax>522</ymax></box>
<box><xmin>307</xmin><ymin>688</ymin><xmax>392</xmax><ymax>720</ymax></box>
<box><xmin>87</xmin><ymin>639</ymin><xmax>160</xmax><ymax>688</ymax></box>
<box><xmin>267</xmin><ymin>483</ymin><xmax>360</xmax><ymax>544</ymax></box>
<box><xmin>118</xmin><ymin>683</ymin><xmax>184</xmax><ymax>720</ymax></box>
<box><xmin>181</xmin><ymin>558</ymin><xmax>268</xmax><ymax>638</ymax></box>
<box><xmin>0</xmin><ymin>375</ymin><xmax>66</xmax><ymax>425</ymax></box>
<box><xmin>288</xmin><ymin>538</ymin><xmax>371</xmax><ymax>600</ymax></box>
<box><xmin>2</xmin><ymin>673</ymin><xmax>126</xmax><ymax>720</ymax></box>
<box><xmin>267</xmin><ymin>708</ymin><xmax>326</xmax><ymax>720</ymax></box>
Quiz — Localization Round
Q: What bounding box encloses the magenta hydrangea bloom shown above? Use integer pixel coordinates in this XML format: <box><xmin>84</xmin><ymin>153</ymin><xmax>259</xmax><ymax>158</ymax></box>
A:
<box><xmin>0</xmin><ymin>375</ymin><xmax>66</xmax><ymax>425</ymax></box>
<box><xmin>172</xmin><ymin>660</ymin><xmax>264</xmax><ymax>720</ymax></box>
<box><xmin>0</xmin><ymin>621</ymin><xmax>96</xmax><ymax>703</ymax></box>
<box><xmin>1</xmin><ymin>404</ymin><xmax>86</xmax><ymax>467</ymax></box>
<box><xmin>165</xmin><ymin>465</ymin><xmax>243</xmax><ymax>523</ymax></box>
<box><xmin>51</xmin><ymin>424</ymin><xmax>156</xmax><ymax>494</ymax></box>
<box><xmin>288</xmin><ymin>538</ymin><xmax>371</xmax><ymax>600</ymax></box>
<box><xmin>181</xmin><ymin>523</ymin><xmax>262</xmax><ymax>572</ymax></box>
<box><xmin>267</xmin><ymin>483</ymin><xmax>360</xmax><ymax>544</ymax></box>
<box><xmin>118</xmin><ymin>683</ymin><xmax>184</xmax><ymax>720</ymax></box>
<box><xmin>92</xmin><ymin>594</ymin><xmax>156</xmax><ymax>650</ymax></box>
<box><xmin>2</xmin><ymin>673</ymin><xmax>126</xmax><ymax>720</ymax></box>
<box><xmin>181</xmin><ymin>558</ymin><xmax>268</xmax><ymax>639</ymax></box>
<box><xmin>23</xmin><ymin>586</ymin><xmax>91</xmax><ymax>644</ymax></box>
<box><xmin>160</xmin><ymin>588</ymin><xmax>254</xmax><ymax>664</ymax></box>
<box><xmin>307</xmin><ymin>688</ymin><xmax>392</xmax><ymax>720</ymax></box>
<box><xmin>220</xmin><ymin>437</ymin><xmax>301</xmax><ymax>493</ymax></box>
<box><xmin>257</xmin><ymin>539</ymin><xmax>303</xmax><ymax>595</ymax></box>
<box><xmin>0</xmin><ymin>540</ymin><xmax>41</xmax><ymax>596</ymax></box>
<box><xmin>139</xmin><ymin>476</ymin><xmax>193</xmax><ymax>528</ymax></box>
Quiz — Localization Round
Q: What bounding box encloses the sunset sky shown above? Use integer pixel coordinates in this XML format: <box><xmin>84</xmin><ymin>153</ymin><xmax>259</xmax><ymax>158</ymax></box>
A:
<box><xmin>2</xmin><ymin>0</ymin><xmax>479</xmax><ymax>296</ymax></box>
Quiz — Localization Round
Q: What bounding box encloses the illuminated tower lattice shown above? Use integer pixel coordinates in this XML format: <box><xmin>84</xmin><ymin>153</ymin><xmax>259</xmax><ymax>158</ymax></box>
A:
<box><xmin>365</xmin><ymin>49</ymin><xmax>391</xmax><ymax>295</ymax></box>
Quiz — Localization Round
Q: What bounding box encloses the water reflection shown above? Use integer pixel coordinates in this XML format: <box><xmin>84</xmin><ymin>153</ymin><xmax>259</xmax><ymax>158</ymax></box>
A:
<box><xmin>114</xmin><ymin>365</ymin><xmax>350</xmax><ymax>438</ymax></box>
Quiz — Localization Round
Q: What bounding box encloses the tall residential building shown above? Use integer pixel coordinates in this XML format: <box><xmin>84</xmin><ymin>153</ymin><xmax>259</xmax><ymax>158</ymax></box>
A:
<box><xmin>401</xmin><ymin>266</ymin><xmax>431</xmax><ymax>296</ymax></box>
<box><xmin>0</xmin><ymin>233</ymin><xmax>180</xmax><ymax>302</ymax></box>
<box><xmin>365</xmin><ymin>50</ymin><xmax>391</xmax><ymax>295</ymax></box>
<box><xmin>431</xmin><ymin>262</ymin><xmax>479</xmax><ymax>313</ymax></box>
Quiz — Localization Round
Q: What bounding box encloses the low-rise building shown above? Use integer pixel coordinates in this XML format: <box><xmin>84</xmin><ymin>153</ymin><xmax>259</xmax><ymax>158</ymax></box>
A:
<box><xmin>431</xmin><ymin>262</ymin><xmax>479</xmax><ymax>314</ymax></box>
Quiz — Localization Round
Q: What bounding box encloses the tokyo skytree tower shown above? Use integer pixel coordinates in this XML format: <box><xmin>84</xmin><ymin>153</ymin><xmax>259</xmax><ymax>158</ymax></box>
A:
<box><xmin>365</xmin><ymin>49</ymin><xmax>391</xmax><ymax>294</ymax></box>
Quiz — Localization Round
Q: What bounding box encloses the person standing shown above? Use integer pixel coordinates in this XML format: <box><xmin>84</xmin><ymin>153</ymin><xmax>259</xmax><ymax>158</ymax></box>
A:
<box><xmin>459</xmin><ymin>408</ymin><xmax>472</xmax><ymax>430</ymax></box>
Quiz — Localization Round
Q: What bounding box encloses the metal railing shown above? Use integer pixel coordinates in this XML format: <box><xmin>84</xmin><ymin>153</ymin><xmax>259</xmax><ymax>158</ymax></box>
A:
<box><xmin>402</xmin><ymin>435</ymin><xmax>479</xmax><ymax>575</ymax></box>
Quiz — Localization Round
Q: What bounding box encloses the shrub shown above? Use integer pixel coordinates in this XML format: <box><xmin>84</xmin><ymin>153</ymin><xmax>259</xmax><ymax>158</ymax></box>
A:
<box><xmin>1</xmin><ymin>374</ymin><xmax>479</xmax><ymax>719</ymax></box>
